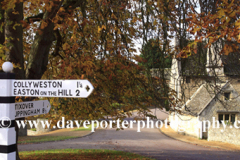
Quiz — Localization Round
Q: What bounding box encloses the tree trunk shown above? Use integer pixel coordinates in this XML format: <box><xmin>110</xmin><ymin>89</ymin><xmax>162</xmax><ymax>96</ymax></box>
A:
<box><xmin>25</xmin><ymin>21</ymin><xmax>55</xmax><ymax>79</ymax></box>
<box><xmin>5</xmin><ymin>1</ymin><xmax>24</xmax><ymax>159</ymax></box>
<box><xmin>5</xmin><ymin>1</ymin><xmax>25</xmax><ymax>79</ymax></box>
<box><xmin>25</xmin><ymin>1</ymin><xmax>63</xmax><ymax>79</ymax></box>
<box><xmin>4</xmin><ymin>1</ymin><xmax>62</xmax><ymax>159</ymax></box>
<box><xmin>0</xmin><ymin>0</ymin><xmax>4</xmax><ymax>45</ymax></box>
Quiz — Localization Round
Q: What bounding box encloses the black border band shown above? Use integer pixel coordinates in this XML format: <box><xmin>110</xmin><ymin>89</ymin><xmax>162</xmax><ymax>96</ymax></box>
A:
<box><xmin>0</xmin><ymin>73</ymin><xmax>15</xmax><ymax>79</ymax></box>
<box><xmin>0</xmin><ymin>144</ymin><xmax>16</xmax><ymax>153</ymax></box>
<box><xmin>0</xmin><ymin>120</ymin><xmax>15</xmax><ymax>128</ymax></box>
<box><xmin>0</xmin><ymin>97</ymin><xmax>15</xmax><ymax>103</ymax></box>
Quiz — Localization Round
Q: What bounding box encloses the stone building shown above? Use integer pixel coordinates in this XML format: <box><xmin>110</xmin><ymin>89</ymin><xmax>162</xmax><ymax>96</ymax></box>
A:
<box><xmin>169</xmin><ymin>39</ymin><xmax>240</xmax><ymax>145</ymax></box>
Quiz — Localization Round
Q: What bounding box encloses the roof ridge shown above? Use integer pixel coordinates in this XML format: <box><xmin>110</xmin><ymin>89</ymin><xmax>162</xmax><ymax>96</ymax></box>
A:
<box><xmin>197</xmin><ymin>82</ymin><xmax>228</xmax><ymax>115</ymax></box>
<box><xmin>180</xmin><ymin>84</ymin><xmax>205</xmax><ymax>111</ymax></box>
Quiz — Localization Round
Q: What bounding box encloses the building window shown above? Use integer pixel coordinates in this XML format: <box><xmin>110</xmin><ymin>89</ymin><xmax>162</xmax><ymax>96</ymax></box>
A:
<box><xmin>224</xmin><ymin>92</ymin><xmax>230</xmax><ymax>100</ymax></box>
<box><xmin>225</xmin><ymin>114</ymin><xmax>229</xmax><ymax>121</ymax></box>
<box><xmin>218</xmin><ymin>113</ymin><xmax>236</xmax><ymax>124</ymax></box>
<box><xmin>218</xmin><ymin>114</ymin><xmax>223</xmax><ymax>123</ymax></box>
<box><xmin>231</xmin><ymin>114</ymin><xmax>236</xmax><ymax>124</ymax></box>
<box><xmin>186</xmin><ymin>76</ymin><xmax>190</xmax><ymax>83</ymax></box>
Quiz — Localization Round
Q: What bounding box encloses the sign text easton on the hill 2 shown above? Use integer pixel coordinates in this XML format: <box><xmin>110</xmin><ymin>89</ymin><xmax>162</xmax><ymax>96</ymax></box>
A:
<box><xmin>11</xmin><ymin>80</ymin><xmax>94</xmax><ymax>98</ymax></box>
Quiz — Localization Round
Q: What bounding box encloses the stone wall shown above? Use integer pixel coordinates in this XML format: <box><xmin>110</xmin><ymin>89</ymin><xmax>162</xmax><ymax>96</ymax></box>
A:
<box><xmin>208</xmin><ymin>127</ymin><xmax>240</xmax><ymax>145</ymax></box>
<box><xmin>169</xmin><ymin>113</ymin><xmax>177</xmax><ymax>131</ymax></box>
<box><xmin>169</xmin><ymin>113</ymin><xmax>200</xmax><ymax>138</ymax></box>
<box><xmin>36</xmin><ymin>118</ymin><xmax>51</xmax><ymax>134</ymax></box>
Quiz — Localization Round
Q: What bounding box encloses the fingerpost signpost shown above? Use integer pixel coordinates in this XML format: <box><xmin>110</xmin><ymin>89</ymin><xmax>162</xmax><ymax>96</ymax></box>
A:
<box><xmin>0</xmin><ymin>62</ymin><xmax>94</xmax><ymax>160</ymax></box>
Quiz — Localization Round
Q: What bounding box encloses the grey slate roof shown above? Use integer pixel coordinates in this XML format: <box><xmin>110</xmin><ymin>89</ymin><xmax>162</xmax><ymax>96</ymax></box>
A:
<box><xmin>182</xmin><ymin>83</ymin><xmax>227</xmax><ymax>116</ymax></box>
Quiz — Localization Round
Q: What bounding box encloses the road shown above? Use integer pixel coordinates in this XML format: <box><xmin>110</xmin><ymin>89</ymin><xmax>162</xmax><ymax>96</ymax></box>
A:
<box><xmin>19</xmin><ymin>109</ymin><xmax>240</xmax><ymax>160</ymax></box>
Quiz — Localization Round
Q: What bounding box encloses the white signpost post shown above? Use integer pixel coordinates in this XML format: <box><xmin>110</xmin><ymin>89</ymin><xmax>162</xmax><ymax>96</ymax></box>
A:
<box><xmin>0</xmin><ymin>62</ymin><xmax>94</xmax><ymax>160</ymax></box>
<box><xmin>15</xmin><ymin>100</ymin><xmax>51</xmax><ymax>119</ymax></box>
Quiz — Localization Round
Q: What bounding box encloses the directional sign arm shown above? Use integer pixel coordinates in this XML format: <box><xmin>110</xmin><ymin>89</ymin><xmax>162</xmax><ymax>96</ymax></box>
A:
<box><xmin>15</xmin><ymin>100</ymin><xmax>51</xmax><ymax>118</ymax></box>
<box><xmin>11</xmin><ymin>80</ymin><xmax>94</xmax><ymax>98</ymax></box>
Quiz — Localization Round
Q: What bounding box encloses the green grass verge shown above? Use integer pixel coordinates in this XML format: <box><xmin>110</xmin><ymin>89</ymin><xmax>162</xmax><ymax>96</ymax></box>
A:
<box><xmin>19</xmin><ymin>126</ymin><xmax>94</xmax><ymax>144</ymax></box>
<box><xmin>19</xmin><ymin>149</ymin><xmax>155</xmax><ymax>160</ymax></box>
<box><xmin>30</xmin><ymin>128</ymin><xmax>36</xmax><ymax>131</ymax></box>
<box><xmin>73</xmin><ymin>127</ymin><xmax>91</xmax><ymax>131</ymax></box>
<box><xmin>18</xmin><ymin>136</ymin><xmax>79</xmax><ymax>144</ymax></box>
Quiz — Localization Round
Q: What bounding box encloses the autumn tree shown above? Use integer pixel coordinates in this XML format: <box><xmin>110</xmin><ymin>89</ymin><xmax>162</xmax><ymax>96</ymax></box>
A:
<box><xmin>180</xmin><ymin>0</ymin><xmax>240</xmax><ymax>78</ymax></box>
<box><xmin>167</xmin><ymin>0</ymin><xmax>240</xmax><ymax>111</ymax></box>
<box><xmin>139</xmin><ymin>39</ymin><xmax>172</xmax><ymax>69</ymax></box>
<box><xmin>0</xmin><ymin>0</ymin><xmax>185</xmax><ymax>159</ymax></box>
